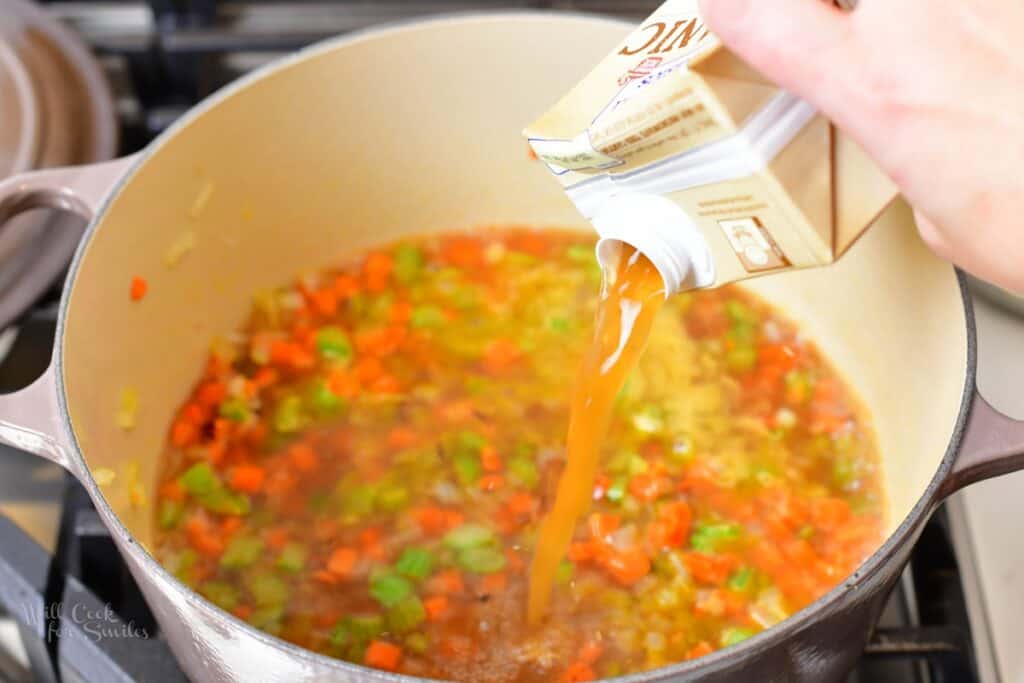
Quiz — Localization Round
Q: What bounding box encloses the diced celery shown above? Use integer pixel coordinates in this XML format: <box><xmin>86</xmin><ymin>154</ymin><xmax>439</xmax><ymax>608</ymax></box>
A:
<box><xmin>200</xmin><ymin>581</ymin><xmax>240</xmax><ymax>611</ymax></box>
<box><xmin>566</xmin><ymin>244</ymin><xmax>595</xmax><ymax>264</ymax></box>
<box><xmin>179</xmin><ymin>462</ymin><xmax>219</xmax><ymax>496</ymax></box>
<box><xmin>249</xmin><ymin>604</ymin><xmax>285</xmax><ymax>630</ymax></box>
<box><xmin>348</xmin><ymin>614</ymin><xmax>386</xmax><ymax>642</ymax></box>
<box><xmin>172</xmin><ymin>549</ymin><xmax>198</xmax><ymax>584</ymax></box>
<box><xmin>606</xmin><ymin>477</ymin><xmax>628</xmax><ymax>503</ymax></box>
<box><xmin>507</xmin><ymin>455</ymin><xmax>539</xmax><ymax>490</ymax></box>
<box><xmin>315</xmin><ymin>326</ymin><xmax>353</xmax><ymax>363</ymax></box>
<box><xmin>547</xmin><ymin>317</ymin><xmax>571</xmax><ymax>333</ymax></box>
<box><xmin>453</xmin><ymin>451</ymin><xmax>481</xmax><ymax>486</ymax></box>
<box><xmin>721</xmin><ymin>627</ymin><xmax>756</xmax><ymax>647</ymax></box>
<box><xmin>219</xmin><ymin>397</ymin><xmax>250</xmax><ymax>422</ymax></box>
<box><xmin>330</xmin><ymin>620</ymin><xmax>352</xmax><ymax>648</ymax></box>
<box><xmin>725</xmin><ymin>345</ymin><xmax>758</xmax><ymax>372</ymax></box>
<box><xmin>276</xmin><ymin>543</ymin><xmax>307</xmax><ymax>573</ymax></box>
<box><xmin>387</xmin><ymin>595</ymin><xmax>426</xmax><ymax>633</ymax></box>
<box><xmin>395</xmin><ymin>547</ymin><xmax>434</xmax><ymax>580</ymax></box>
<box><xmin>690</xmin><ymin>522</ymin><xmax>743</xmax><ymax>553</ymax></box>
<box><xmin>724</xmin><ymin>300</ymin><xmax>757</xmax><ymax>327</ymax></box>
<box><xmin>833</xmin><ymin>454</ymin><xmax>860</xmax><ymax>489</ymax></box>
<box><xmin>728</xmin><ymin>567</ymin><xmax>754</xmax><ymax>592</ymax></box>
<box><xmin>376</xmin><ymin>483</ymin><xmax>410</xmax><ymax>512</ymax></box>
<box><xmin>247</xmin><ymin>573</ymin><xmax>290</xmax><ymax>607</ymax></box>
<box><xmin>273</xmin><ymin>395</ymin><xmax>305</xmax><ymax>433</ymax></box>
<box><xmin>456</xmin><ymin>547</ymin><xmax>506</xmax><ymax>574</ymax></box>
<box><xmin>457</xmin><ymin>430</ymin><xmax>487</xmax><ymax>453</ymax></box>
<box><xmin>627</xmin><ymin>454</ymin><xmax>649</xmax><ymax>476</ymax></box>
<box><xmin>784</xmin><ymin>370</ymin><xmax>814</xmax><ymax>404</ymax></box>
<box><xmin>393</xmin><ymin>245</ymin><xmax>424</xmax><ymax>284</ymax></box>
<box><xmin>411</xmin><ymin>306</ymin><xmax>445</xmax><ymax>329</ymax></box>
<box><xmin>405</xmin><ymin>633</ymin><xmax>429</xmax><ymax>654</ymax></box>
<box><xmin>197</xmin><ymin>489</ymin><xmax>251</xmax><ymax>516</ymax></box>
<box><xmin>221</xmin><ymin>536</ymin><xmax>264</xmax><ymax>569</ymax></box>
<box><xmin>443</xmin><ymin>524</ymin><xmax>496</xmax><ymax>550</ymax></box>
<box><xmin>309</xmin><ymin>380</ymin><xmax>344</xmax><ymax>415</ymax></box>
<box><xmin>340</xmin><ymin>484</ymin><xmax>377</xmax><ymax>522</ymax></box>
<box><xmin>555</xmin><ymin>559</ymin><xmax>574</xmax><ymax>584</ymax></box>
<box><xmin>159</xmin><ymin>500</ymin><xmax>183</xmax><ymax>529</ymax></box>
<box><xmin>370</xmin><ymin>573</ymin><xmax>414</xmax><ymax>608</ymax></box>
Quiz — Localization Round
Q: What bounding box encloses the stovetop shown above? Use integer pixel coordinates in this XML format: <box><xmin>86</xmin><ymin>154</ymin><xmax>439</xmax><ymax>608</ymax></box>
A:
<box><xmin>0</xmin><ymin>1</ymin><xmax>1016</xmax><ymax>681</ymax></box>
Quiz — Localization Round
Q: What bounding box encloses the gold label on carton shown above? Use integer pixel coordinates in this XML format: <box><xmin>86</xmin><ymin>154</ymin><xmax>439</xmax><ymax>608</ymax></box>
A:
<box><xmin>718</xmin><ymin>217</ymin><xmax>790</xmax><ymax>273</ymax></box>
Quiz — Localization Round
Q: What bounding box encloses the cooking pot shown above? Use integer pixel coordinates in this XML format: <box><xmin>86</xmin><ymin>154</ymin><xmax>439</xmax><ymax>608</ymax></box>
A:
<box><xmin>0</xmin><ymin>13</ymin><xmax>1021</xmax><ymax>683</ymax></box>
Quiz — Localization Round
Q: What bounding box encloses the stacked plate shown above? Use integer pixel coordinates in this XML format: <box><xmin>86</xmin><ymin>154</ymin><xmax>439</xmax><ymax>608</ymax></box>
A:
<box><xmin>0</xmin><ymin>0</ymin><xmax>116</xmax><ymax>328</ymax></box>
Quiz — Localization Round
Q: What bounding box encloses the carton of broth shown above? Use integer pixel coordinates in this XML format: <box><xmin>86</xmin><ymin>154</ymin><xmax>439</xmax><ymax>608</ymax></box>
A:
<box><xmin>524</xmin><ymin>0</ymin><xmax>897</xmax><ymax>293</ymax></box>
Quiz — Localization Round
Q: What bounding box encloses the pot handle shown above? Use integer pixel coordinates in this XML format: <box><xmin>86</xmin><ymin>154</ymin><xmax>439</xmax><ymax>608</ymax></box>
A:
<box><xmin>942</xmin><ymin>389</ymin><xmax>1024</xmax><ymax>495</ymax></box>
<box><xmin>0</xmin><ymin>155</ymin><xmax>137</xmax><ymax>469</ymax></box>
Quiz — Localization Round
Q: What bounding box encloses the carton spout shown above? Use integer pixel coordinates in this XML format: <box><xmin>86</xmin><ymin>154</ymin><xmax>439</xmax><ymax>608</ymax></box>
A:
<box><xmin>591</xmin><ymin>193</ymin><xmax>715</xmax><ymax>295</ymax></box>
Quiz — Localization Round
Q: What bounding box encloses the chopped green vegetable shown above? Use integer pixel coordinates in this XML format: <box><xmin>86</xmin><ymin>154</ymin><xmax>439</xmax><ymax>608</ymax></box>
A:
<box><xmin>370</xmin><ymin>573</ymin><xmax>414</xmax><ymax>608</ymax></box>
<box><xmin>247</xmin><ymin>573</ymin><xmax>290</xmax><ymax>607</ymax></box>
<box><xmin>606</xmin><ymin>477</ymin><xmax>628</xmax><ymax>503</ymax></box>
<box><xmin>349</xmin><ymin>614</ymin><xmax>386</xmax><ymax>643</ymax></box>
<box><xmin>159</xmin><ymin>500</ymin><xmax>183</xmax><ymax>529</ymax></box>
<box><xmin>728</xmin><ymin>567</ymin><xmax>754</xmax><ymax>592</ymax></box>
<box><xmin>547</xmin><ymin>317</ymin><xmax>571</xmax><ymax>333</ymax></box>
<box><xmin>627</xmin><ymin>454</ymin><xmax>649</xmax><ymax>476</ymax></box>
<box><xmin>179</xmin><ymin>462</ymin><xmax>219</xmax><ymax>496</ymax></box>
<box><xmin>197</xmin><ymin>488</ymin><xmax>251</xmax><ymax>516</ymax></box>
<box><xmin>443</xmin><ymin>524</ymin><xmax>496</xmax><ymax>550</ymax></box>
<box><xmin>395</xmin><ymin>547</ymin><xmax>434</xmax><ymax>580</ymax></box>
<box><xmin>221</xmin><ymin>536</ymin><xmax>264</xmax><ymax>569</ymax></box>
<box><xmin>555</xmin><ymin>559</ymin><xmax>574</xmax><ymax>584</ymax></box>
<box><xmin>309</xmin><ymin>380</ymin><xmax>344</xmax><ymax>415</ymax></box>
<box><xmin>273</xmin><ymin>395</ymin><xmax>305</xmax><ymax>433</ymax></box>
<box><xmin>405</xmin><ymin>632</ymin><xmax>429</xmax><ymax>654</ymax></box>
<box><xmin>339</xmin><ymin>484</ymin><xmax>377</xmax><ymax>522</ymax></box>
<box><xmin>784</xmin><ymin>370</ymin><xmax>814</xmax><ymax>404</ymax></box>
<box><xmin>376</xmin><ymin>483</ymin><xmax>410</xmax><ymax>512</ymax></box>
<box><xmin>507</xmin><ymin>455</ymin><xmax>539</xmax><ymax>490</ymax></box>
<box><xmin>219</xmin><ymin>397</ymin><xmax>250</xmax><ymax>422</ymax></box>
<box><xmin>691</xmin><ymin>522</ymin><xmax>743</xmax><ymax>553</ymax></box>
<box><xmin>411</xmin><ymin>306</ymin><xmax>445</xmax><ymax>329</ymax></box>
<box><xmin>724</xmin><ymin>300</ymin><xmax>757</xmax><ymax>328</ymax></box>
<box><xmin>457</xmin><ymin>430</ymin><xmax>487</xmax><ymax>453</ymax></box>
<box><xmin>315</xmin><ymin>326</ymin><xmax>353</xmax><ymax>363</ymax></box>
<box><xmin>276</xmin><ymin>543</ymin><xmax>307</xmax><ymax>573</ymax></box>
<box><xmin>393</xmin><ymin>245</ymin><xmax>424</xmax><ymax>284</ymax></box>
<box><xmin>725</xmin><ymin>344</ymin><xmax>758</xmax><ymax>372</ymax></box>
<box><xmin>566</xmin><ymin>244</ymin><xmax>595</xmax><ymax>263</ymax></box>
<box><xmin>453</xmin><ymin>450</ymin><xmax>481</xmax><ymax>486</ymax></box>
<box><xmin>457</xmin><ymin>547</ymin><xmax>507</xmax><ymax>574</ymax></box>
<box><xmin>721</xmin><ymin>626</ymin><xmax>756</xmax><ymax>647</ymax></box>
<box><xmin>387</xmin><ymin>595</ymin><xmax>426</xmax><ymax>633</ymax></box>
<box><xmin>249</xmin><ymin>605</ymin><xmax>285</xmax><ymax>630</ymax></box>
<box><xmin>200</xmin><ymin>581</ymin><xmax>240</xmax><ymax>611</ymax></box>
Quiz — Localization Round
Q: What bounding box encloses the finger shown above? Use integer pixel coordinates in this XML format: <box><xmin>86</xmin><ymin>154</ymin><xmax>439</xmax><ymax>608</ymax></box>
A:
<box><xmin>698</xmin><ymin>0</ymin><xmax>864</xmax><ymax>121</ymax></box>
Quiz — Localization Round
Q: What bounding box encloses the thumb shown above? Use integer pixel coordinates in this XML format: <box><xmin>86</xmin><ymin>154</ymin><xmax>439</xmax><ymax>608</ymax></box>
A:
<box><xmin>698</xmin><ymin>0</ymin><xmax>864</xmax><ymax>125</ymax></box>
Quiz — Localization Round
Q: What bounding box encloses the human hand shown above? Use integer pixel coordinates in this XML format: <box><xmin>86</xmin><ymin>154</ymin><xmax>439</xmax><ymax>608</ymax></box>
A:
<box><xmin>698</xmin><ymin>0</ymin><xmax>1024</xmax><ymax>294</ymax></box>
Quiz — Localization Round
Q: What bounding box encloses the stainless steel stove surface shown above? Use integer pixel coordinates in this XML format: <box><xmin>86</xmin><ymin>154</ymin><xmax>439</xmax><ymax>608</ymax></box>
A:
<box><xmin>0</xmin><ymin>1</ymin><xmax>1015</xmax><ymax>682</ymax></box>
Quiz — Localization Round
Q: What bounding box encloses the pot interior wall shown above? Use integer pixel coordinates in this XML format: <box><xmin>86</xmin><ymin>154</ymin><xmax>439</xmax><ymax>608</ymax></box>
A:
<box><xmin>58</xmin><ymin>14</ymin><xmax>967</xmax><ymax>557</ymax></box>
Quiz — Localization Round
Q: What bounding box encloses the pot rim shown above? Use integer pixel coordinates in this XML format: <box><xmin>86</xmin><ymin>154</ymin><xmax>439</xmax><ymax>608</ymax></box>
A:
<box><xmin>50</xmin><ymin>10</ymin><xmax>980</xmax><ymax>682</ymax></box>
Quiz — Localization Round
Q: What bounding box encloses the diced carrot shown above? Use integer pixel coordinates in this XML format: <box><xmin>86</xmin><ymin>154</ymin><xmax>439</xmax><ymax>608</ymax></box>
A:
<box><xmin>592</xmin><ymin>474</ymin><xmax>611</xmax><ymax>500</ymax></box>
<box><xmin>220</xmin><ymin>517</ymin><xmax>243</xmax><ymax>535</ymax></box>
<box><xmin>313</xmin><ymin>569</ymin><xmax>340</xmax><ymax>585</ymax></box>
<box><xmin>365</xmin><ymin>640</ymin><xmax>402</xmax><ymax>671</ymax></box>
<box><xmin>442</xmin><ymin>236</ymin><xmax>485</xmax><ymax>269</ymax></box>
<box><xmin>480</xmin><ymin>572</ymin><xmax>507</xmax><ymax>593</ymax></box>
<box><xmin>309</xmin><ymin>288</ymin><xmax>338</xmax><ymax>317</ymax></box>
<box><xmin>561</xmin><ymin>662</ymin><xmax>596</xmax><ymax>682</ymax></box>
<box><xmin>482</xmin><ymin>339</ymin><xmax>521</xmax><ymax>375</ymax></box>
<box><xmin>390</xmin><ymin>300</ymin><xmax>413</xmax><ymax>324</ymax></box>
<box><xmin>196</xmin><ymin>381</ymin><xmax>227</xmax><ymax>408</ymax></box>
<box><xmin>505</xmin><ymin>548</ymin><xmax>526</xmax><ymax>573</ymax></box>
<box><xmin>354</xmin><ymin>356</ymin><xmax>384</xmax><ymax>383</ymax></box>
<box><xmin>506</xmin><ymin>492</ymin><xmax>536</xmax><ymax>517</ymax></box>
<box><xmin>129</xmin><ymin>276</ymin><xmax>148</xmax><ymax>301</ymax></box>
<box><xmin>232</xmin><ymin>604</ymin><xmax>253</xmax><ymax>621</ymax></box>
<box><xmin>264</xmin><ymin>527</ymin><xmax>290</xmax><ymax>550</ymax></box>
<box><xmin>327</xmin><ymin>368</ymin><xmax>361</xmax><ymax>399</ymax></box>
<box><xmin>683</xmin><ymin>552</ymin><xmax>738</xmax><ymax>585</ymax></box>
<box><xmin>578</xmin><ymin>641</ymin><xmax>603</xmax><ymax>665</ymax></box>
<box><xmin>424</xmin><ymin>595</ymin><xmax>450</xmax><ymax>622</ymax></box>
<box><xmin>387</xmin><ymin>427</ymin><xmax>418</xmax><ymax>449</ymax></box>
<box><xmin>480</xmin><ymin>445</ymin><xmax>502</xmax><ymax>472</ymax></box>
<box><xmin>159</xmin><ymin>479</ymin><xmax>186</xmax><ymax>502</ymax></box>
<box><xmin>527</xmin><ymin>145</ymin><xmax>538</xmax><ymax>161</ymax></box>
<box><xmin>327</xmin><ymin>547</ymin><xmax>358</xmax><ymax>578</ymax></box>
<box><xmin>810</xmin><ymin>497</ymin><xmax>851</xmax><ymax>531</ymax></box>
<box><xmin>604</xmin><ymin>549</ymin><xmax>651</xmax><ymax>586</ymax></box>
<box><xmin>264</xmin><ymin>469</ymin><xmax>297</xmax><ymax>497</ymax></box>
<box><xmin>369</xmin><ymin>374</ymin><xmax>402</xmax><ymax>394</ymax></box>
<box><xmin>170</xmin><ymin>417</ymin><xmax>200</xmax><ymax>449</ymax></box>
<box><xmin>359</xmin><ymin>527</ymin><xmax>382</xmax><ymax>547</ymax></box>
<box><xmin>363</xmin><ymin>252</ymin><xmax>394</xmax><ymax>293</ymax></box>
<box><xmin>185</xmin><ymin>516</ymin><xmax>224</xmax><ymax>558</ymax></box>
<box><xmin>430</xmin><ymin>569</ymin><xmax>465</xmax><ymax>595</ymax></box>
<box><xmin>628</xmin><ymin>473</ymin><xmax>669</xmax><ymax>502</ymax></box>
<box><xmin>315</xmin><ymin>607</ymin><xmax>342</xmax><ymax>628</ymax></box>
<box><xmin>587</xmin><ymin>513</ymin><xmax>621</xmax><ymax>541</ymax></box>
<box><xmin>269</xmin><ymin>340</ymin><xmax>316</xmax><ymax>370</ymax></box>
<box><xmin>687</xmin><ymin>641</ymin><xmax>714</xmax><ymax>660</ymax></box>
<box><xmin>478</xmin><ymin>474</ymin><xmax>504</xmax><ymax>492</ymax></box>
<box><xmin>289</xmin><ymin>443</ymin><xmax>319</xmax><ymax>473</ymax></box>
<box><xmin>229</xmin><ymin>464</ymin><xmax>266</xmax><ymax>493</ymax></box>
<box><xmin>568</xmin><ymin>542</ymin><xmax>595</xmax><ymax>563</ymax></box>
<box><xmin>334</xmin><ymin>274</ymin><xmax>361</xmax><ymax>299</ymax></box>
<box><xmin>356</xmin><ymin>326</ymin><xmax>406</xmax><ymax>356</ymax></box>
<box><xmin>252</xmin><ymin>367</ymin><xmax>279</xmax><ymax>390</ymax></box>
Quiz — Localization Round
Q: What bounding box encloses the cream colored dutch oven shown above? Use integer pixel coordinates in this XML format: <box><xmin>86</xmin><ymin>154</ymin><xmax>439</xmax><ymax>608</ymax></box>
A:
<box><xmin>0</xmin><ymin>13</ymin><xmax>1021</xmax><ymax>683</ymax></box>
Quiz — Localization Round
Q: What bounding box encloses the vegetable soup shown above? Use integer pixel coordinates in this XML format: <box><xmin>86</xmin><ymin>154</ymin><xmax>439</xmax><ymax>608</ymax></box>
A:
<box><xmin>154</xmin><ymin>227</ymin><xmax>883</xmax><ymax>681</ymax></box>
